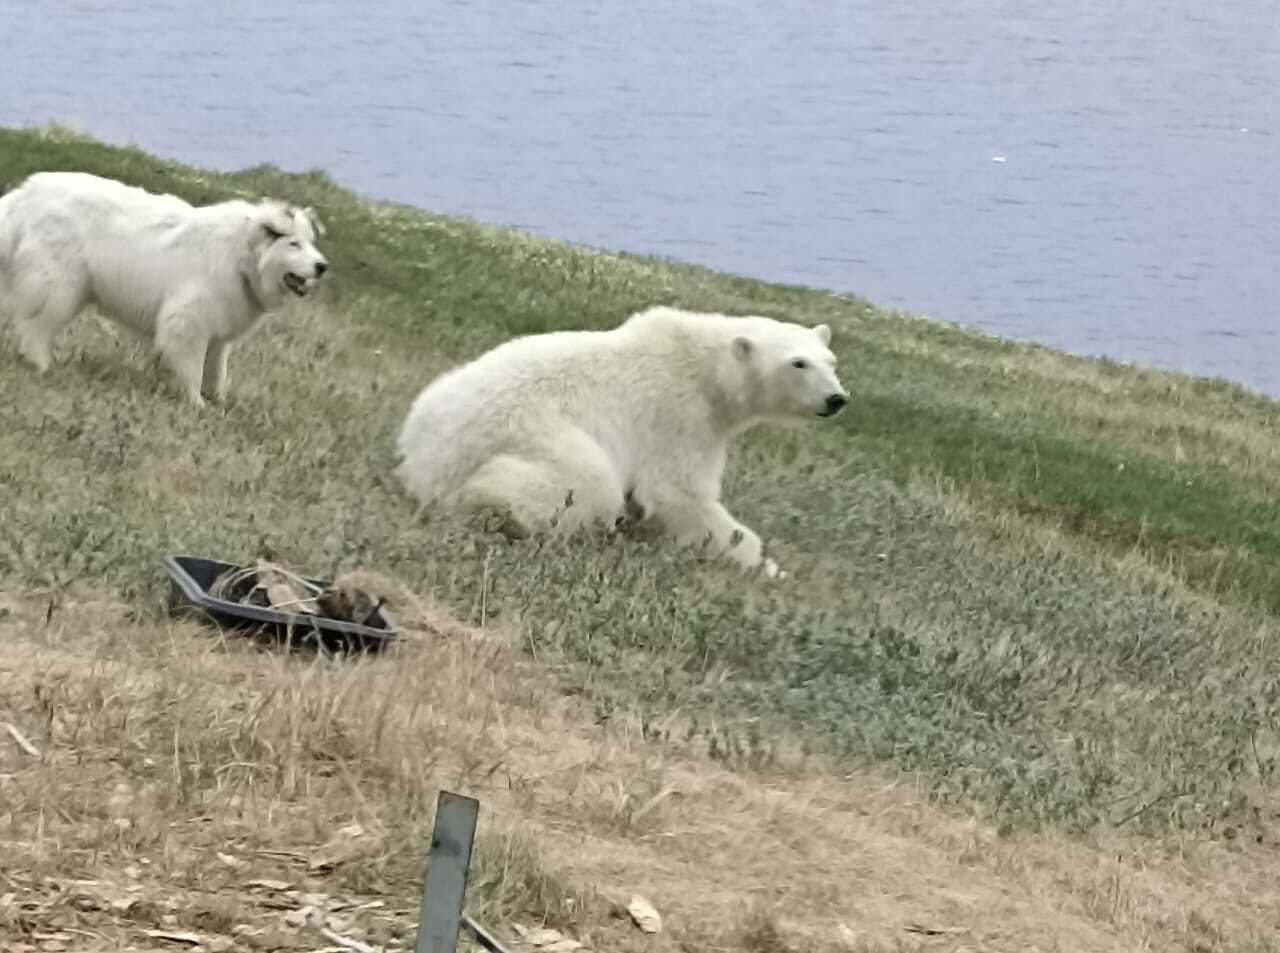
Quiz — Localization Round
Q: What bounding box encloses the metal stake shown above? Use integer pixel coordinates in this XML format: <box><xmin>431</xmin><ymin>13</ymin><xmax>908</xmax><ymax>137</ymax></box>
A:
<box><xmin>415</xmin><ymin>791</ymin><xmax>480</xmax><ymax>953</ymax></box>
<box><xmin>462</xmin><ymin>913</ymin><xmax>513</xmax><ymax>953</ymax></box>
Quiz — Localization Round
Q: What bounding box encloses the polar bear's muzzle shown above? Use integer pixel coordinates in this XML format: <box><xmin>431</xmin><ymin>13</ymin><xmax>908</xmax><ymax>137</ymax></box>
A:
<box><xmin>817</xmin><ymin>393</ymin><xmax>848</xmax><ymax>418</ymax></box>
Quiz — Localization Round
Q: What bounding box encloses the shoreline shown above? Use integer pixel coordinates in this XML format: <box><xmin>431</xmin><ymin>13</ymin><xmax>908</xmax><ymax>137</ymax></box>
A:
<box><xmin>7</xmin><ymin>120</ymin><xmax>1269</xmax><ymax>400</ymax></box>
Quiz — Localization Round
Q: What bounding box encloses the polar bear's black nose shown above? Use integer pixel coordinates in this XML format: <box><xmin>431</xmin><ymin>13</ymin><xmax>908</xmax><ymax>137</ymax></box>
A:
<box><xmin>824</xmin><ymin>393</ymin><xmax>848</xmax><ymax>415</ymax></box>
<box><xmin>315</xmin><ymin>261</ymin><xmax>328</xmax><ymax>277</ymax></box>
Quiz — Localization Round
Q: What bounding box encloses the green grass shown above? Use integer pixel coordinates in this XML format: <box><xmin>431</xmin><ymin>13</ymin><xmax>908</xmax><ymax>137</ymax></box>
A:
<box><xmin>3</xmin><ymin>123</ymin><xmax>1280</xmax><ymax>838</ymax></box>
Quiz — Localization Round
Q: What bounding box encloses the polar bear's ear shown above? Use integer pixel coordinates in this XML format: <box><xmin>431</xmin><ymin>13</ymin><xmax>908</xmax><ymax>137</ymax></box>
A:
<box><xmin>733</xmin><ymin>336</ymin><xmax>754</xmax><ymax>360</ymax></box>
<box><xmin>814</xmin><ymin>324</ymin><xmax>832</xmax><ymax>345</ymax></box>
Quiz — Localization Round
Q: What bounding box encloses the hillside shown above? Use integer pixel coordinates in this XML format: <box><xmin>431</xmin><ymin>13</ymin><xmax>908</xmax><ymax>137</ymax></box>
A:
<box><xmin>1</xmin><ymin>124</ymin><xmax>1278</xmax><ymax>952</ymax></box>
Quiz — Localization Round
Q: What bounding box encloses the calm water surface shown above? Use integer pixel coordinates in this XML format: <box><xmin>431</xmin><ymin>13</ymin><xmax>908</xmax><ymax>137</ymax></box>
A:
<box><xmin>2</xmin><ymin>2</ymin><xmax>1278</xmax><ymax>391</ymax></box>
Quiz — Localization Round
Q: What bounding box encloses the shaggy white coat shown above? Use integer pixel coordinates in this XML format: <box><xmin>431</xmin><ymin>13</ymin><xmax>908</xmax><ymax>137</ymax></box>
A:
<box><xmin>0</xmin><ymin>171</ymin><xmax>328</xmax><ymax>405</ymax></box>
<box><xmin>396</xmin><ymin>306</ymin><xmax>849</xmax><ymax>576</ymax></box>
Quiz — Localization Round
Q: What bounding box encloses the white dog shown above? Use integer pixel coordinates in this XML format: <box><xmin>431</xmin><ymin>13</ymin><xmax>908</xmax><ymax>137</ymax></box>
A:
<box><xmin>0</xmin><ymin>171</ymin><xmax>328</xmax><ymax>405</ymax></box>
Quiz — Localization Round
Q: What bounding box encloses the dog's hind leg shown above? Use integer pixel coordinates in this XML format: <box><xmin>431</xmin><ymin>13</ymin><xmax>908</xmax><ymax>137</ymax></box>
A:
<box><xmin>11</xmin><ymin>272</ymin><xmax>86</xmax><ymax>372</ymax></box>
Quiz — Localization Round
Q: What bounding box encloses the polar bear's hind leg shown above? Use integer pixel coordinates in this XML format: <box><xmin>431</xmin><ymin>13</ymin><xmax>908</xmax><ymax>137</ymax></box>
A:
<box><xmin>458</xmin><ymin>430</ymin><xmax>626</xmax><ymax>538</ymax></box>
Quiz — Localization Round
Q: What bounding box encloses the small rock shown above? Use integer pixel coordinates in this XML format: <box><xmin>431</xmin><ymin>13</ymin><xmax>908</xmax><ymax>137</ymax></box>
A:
<box><xmin>244</xmin><ymin>879</ymin><xmax>292</xmax><ymax>892</ymax></box>
<box><xmin>627</xmin><ymin>895</ymin><xmax>662</xmax><ymax>934</ymax></box>
<box><xmin>527</xmin><ymin>927</ymin><xmax>583</xmax><ymax>950</ymax></box>
<box><xmin>142</xmin><ymin>930</ymin><xmax>206</xmax><ymax>946</ymax></box>
<box><xmin>309</xmin><ymin>825</ymin><xmax>373</xmax><ymax>872</ymax></box>
<box><xmin>325</xmin><ymin>913</ymin><xmax>355</xmax><ymax>933</ymax></box>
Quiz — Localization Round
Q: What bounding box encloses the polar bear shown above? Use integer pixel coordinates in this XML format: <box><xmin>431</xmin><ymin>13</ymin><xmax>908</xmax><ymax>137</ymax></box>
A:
<box><xmin>0</xmin><ymin>171</ymin><xmax>329</xmax><ymax>405</ymax></box>
<box><xmin>395</xmin><ymin>306</ymin><xmax>849</xmax><ymax>576</ymax></box>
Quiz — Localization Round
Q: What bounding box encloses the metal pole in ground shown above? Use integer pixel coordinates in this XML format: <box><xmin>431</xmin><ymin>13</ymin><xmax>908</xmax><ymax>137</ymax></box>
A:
<box><xmin>462</xmin><ymin>913</ymin><xmax>513</xmax><ymax>953</ymax></box>
<box><xmin>415</xmin><ymin>791</ymin><xmax>480</xmax><ymax>953</ymax></box>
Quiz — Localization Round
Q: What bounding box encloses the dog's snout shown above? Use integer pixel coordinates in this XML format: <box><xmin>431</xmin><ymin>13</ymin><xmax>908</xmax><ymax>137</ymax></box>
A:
<box><xmin>825</xmin><ymin>393</ymin><xmax>848</xmax><ymax>415</ymax></box>
<box><xmin>314</xmin><ymin>260</ymin><xmax>328</xmax><ymax>277</ymax></box>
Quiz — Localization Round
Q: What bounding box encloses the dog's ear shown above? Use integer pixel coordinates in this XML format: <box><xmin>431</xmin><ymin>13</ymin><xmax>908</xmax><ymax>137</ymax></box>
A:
<box><xmin>249</xmin><ymin>206</ymin><xmax>286</xmax><ymax>245</ymax></box>
<box><xmin>302</xmin><ymin>206</ymin><xmax>326</xmax><ymax>239</ymax></box>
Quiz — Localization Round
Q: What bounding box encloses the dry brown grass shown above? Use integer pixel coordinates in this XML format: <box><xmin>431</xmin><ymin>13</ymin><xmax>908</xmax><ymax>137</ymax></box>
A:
<box><xmin>1</xmin><ymin>582</ymin><xmax>1277</xmax><ymax>953</ymax></box>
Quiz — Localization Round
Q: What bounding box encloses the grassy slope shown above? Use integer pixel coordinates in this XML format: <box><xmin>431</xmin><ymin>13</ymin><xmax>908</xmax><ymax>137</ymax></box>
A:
<box><xmin>2</xmin><ymin>125</ymin><xmax>1280</xmax><ymax>950</ymax></box>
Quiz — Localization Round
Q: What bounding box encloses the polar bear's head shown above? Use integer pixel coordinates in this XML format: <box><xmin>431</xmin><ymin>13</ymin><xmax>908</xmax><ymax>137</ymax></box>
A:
<box><xmin>735</xmin><ymin>320</ymin><xmax>848</xmax><ymax>420</ymax></box>
<box><xmin>245</xmin><ymin>201</ymin><xmax>329</xmax><ymax>309</ymax></box>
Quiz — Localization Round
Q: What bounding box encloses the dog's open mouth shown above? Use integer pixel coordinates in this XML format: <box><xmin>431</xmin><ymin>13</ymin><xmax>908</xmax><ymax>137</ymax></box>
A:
<box><xmin>283</xmin><ymin>273</ymin><xmax>308</xmax><ymax>297</ymax></box>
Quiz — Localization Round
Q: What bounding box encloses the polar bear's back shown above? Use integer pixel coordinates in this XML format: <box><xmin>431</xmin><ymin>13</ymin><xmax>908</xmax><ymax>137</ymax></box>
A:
<box><xmin>425</xmin><ymin>327</ymin><xmax>622</xmax><ymax>417</ymax></box>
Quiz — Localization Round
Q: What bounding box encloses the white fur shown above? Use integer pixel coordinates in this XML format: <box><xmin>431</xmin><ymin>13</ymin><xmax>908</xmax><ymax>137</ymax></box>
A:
<box><xmin>395</xmin><ymin>306</ymin><xmax>849</xmax><ymax>576</ymax></box>
<box><xmin>0</xmin><ymin>171</ymin><xmax>329</xmax><ymax>405</ymax></box>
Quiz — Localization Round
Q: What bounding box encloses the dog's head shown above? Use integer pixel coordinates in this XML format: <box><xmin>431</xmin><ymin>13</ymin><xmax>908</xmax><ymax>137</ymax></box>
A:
<box><xmin>247</xmin><ymin>201</ymin><xmax>329</xmax><ymax>308</ymax></box>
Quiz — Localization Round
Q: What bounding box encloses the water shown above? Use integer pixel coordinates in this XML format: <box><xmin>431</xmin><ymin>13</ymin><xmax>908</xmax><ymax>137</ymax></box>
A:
<box><xmin>3</xmin><ymin>1</ymin><xmax>1278</xmax><ymax>392</ymax></box>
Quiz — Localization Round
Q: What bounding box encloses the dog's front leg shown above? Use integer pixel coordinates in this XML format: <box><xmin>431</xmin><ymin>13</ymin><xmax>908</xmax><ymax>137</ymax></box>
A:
<box><xmin>201</xmin><ymin>340</ymin><xmax>229</xmax><ymax>403</ymax></box>
<box><xmin>155</xmin><ymin>319</ymin><xmax>209</xmax><ymax>408</ymax></box>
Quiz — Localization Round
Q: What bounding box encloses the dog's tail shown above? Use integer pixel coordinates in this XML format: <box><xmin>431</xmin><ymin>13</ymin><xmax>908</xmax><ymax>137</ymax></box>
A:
<box><xmin>0</xmin><ymin>185</ymin><xmax>13</xmax><ymax>293</ymax></box>
<box><xmin>0</xmin><ymin>181</ymin><xmax>19</xmax><ymax>284</ymax></box>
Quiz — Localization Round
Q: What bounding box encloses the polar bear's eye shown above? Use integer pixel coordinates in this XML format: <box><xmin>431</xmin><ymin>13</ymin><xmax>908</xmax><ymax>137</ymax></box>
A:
<box><xmin>791</xmin><ymin>358</ymin><xmax>809</xmax><ymax>370</ymax></box>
